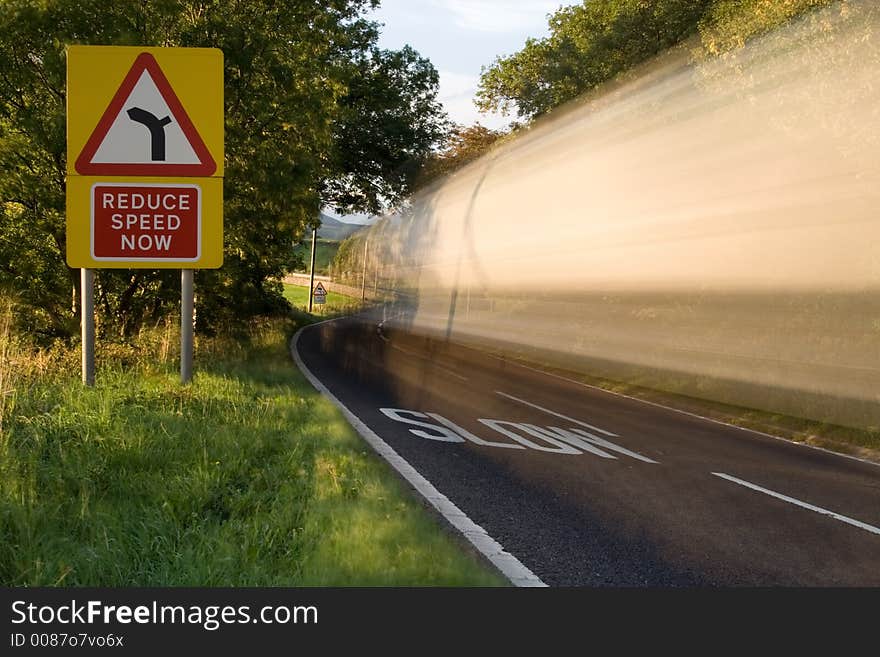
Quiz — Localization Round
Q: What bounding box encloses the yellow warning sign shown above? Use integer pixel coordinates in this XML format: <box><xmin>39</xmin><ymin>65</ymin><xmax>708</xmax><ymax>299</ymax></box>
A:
<box><xmin>67</xmin><ymin>46</ymin><xmax>223</xmax><ymax>177</ymax></box>
<box><xmin>66</xmin><ymin>46</ymin><xmax>224</xmax><ymax>269</ymax></box>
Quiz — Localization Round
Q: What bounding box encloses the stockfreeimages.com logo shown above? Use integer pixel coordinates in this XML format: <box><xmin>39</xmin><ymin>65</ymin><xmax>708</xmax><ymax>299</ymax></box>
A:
<box><xmin>11</xmin><ymin>600</ymin><xmax>317</xmax><ymax>632</ymax></box>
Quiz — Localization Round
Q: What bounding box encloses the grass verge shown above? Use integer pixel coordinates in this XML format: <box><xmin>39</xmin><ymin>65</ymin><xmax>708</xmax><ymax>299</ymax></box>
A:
<box><xmin>283</xmin><ymin>283</ymin><xmax>361</xmax><ymax>318</ymax></box>
<box><xmin>0</xmin><ymin>312</ymin><xmax>505</xmax><ymax>586</ymax></box>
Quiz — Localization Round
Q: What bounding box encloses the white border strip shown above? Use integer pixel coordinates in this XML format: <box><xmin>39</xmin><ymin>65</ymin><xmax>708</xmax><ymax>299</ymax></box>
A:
<box><xmin>290</xmin><ymin>320</ymin><xmax>547</xmax><ymax>587</ymax></box>
<box><xmin>712</xmin><ymin>472</ymin><xmax>880</xmax><ymax>536</ymax></box>
<box><xmin>480</xmin><ymin>351</ymin><xmax>880</xmax><ymax>470</ymax></box>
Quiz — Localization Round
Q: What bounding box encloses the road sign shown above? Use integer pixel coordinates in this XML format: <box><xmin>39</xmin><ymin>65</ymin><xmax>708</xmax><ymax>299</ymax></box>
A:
<box><xmin>66</xmin><ymin>46</ymin><xmax>223</xmax><ymax>269</ymax></box>
<box><xmin>91</xmin><ymin>183</ymin><xmax>201</xmax><ymax>262</ymax></box>
<box><xmin>314</xmin><ymin>282</ymin><xmax>327</xmax><ymax>304</ymax></box>
<box><xmin>74</xmin><ymin>52</ymin><xmax>215</xmax><ymax>177</ymax></box>
<box><xmin>67</xmin><ymin>46</ymin><xmax>223</xmax><ymax>178</ymax></box>
<box><xmin>67</xmin><ymin>176</ymin><xmax>222</xmax><ymax>267</ymax></box>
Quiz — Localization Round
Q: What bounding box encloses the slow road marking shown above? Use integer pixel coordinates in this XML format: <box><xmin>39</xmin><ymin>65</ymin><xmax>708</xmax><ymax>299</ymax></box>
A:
<box><xmin>495</xmin><ymin>391</ymin><xmax>658</xmax><ymax>464</ymax></box>
<box><xmin>381</xmin><ymin>407</ymin><xmax>657</xmax><ymax>462</ymax></box>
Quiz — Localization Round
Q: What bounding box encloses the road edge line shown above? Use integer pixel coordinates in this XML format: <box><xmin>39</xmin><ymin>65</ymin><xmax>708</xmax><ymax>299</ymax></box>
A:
<box><xmin>290</xmin><ymin>320</ymin><xmax>547</xmax><ymax>588</ymax></box>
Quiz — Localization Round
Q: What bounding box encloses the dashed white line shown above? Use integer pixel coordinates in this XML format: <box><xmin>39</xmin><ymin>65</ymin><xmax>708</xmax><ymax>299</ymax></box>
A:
<box><xmin>292</xmin><ymin>322</ymin><xmax>545</xmax><ymax>587</ymax></box>
<box><xmin>712</xmin><ymin>472</ymin><xmax>880</xmax><ymax>537</ymax></box>
<box><xmin>495</xmin><ymin>391</ymin><xmax>618</xmax><ymax>437</ymax></box>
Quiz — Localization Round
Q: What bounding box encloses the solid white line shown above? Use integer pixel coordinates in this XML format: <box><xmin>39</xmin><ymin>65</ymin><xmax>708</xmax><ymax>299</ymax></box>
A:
<box><xmin>291</xmin><ymin>320</ymin><xmax>546</xmax><ymax>587</ymax></box>
<box><xmin>712</xmin><ymin>472</ymin><xmax>880</xmax><ymax>537</ymax></box>
<box><xmin>495</xmin><ymin>391</ymin><xmax>618</xmax><ymax>437</ymax></box>
<box><xmin>482</xmin><ymin>352</ymin><xmax>880</xmax><ymax>470</ymax></box>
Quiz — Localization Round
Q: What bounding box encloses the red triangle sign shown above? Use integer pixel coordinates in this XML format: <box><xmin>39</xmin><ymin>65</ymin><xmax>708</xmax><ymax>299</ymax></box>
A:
<box><xmin>75</xmin><ymin>53</ymin><xmax>216</xmax><ymax>176</ymax></box>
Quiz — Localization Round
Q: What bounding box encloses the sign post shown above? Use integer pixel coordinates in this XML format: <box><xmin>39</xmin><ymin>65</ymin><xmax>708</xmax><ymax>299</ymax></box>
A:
<box><xmin>66</xmin><ymin>46</ymin><xmax>224</xmax><ymax>384</ymax></box>
<box><xmin>80</xmin><ymin>268</ymin><xmax>95</xmax><ymax>386</ymax></box>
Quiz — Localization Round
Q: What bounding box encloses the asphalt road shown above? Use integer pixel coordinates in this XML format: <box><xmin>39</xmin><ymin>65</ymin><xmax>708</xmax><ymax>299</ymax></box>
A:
<box><xmin>295</xmin><ymin>316</ymin><xmax>880</xmax><ymax>586</ymax></box>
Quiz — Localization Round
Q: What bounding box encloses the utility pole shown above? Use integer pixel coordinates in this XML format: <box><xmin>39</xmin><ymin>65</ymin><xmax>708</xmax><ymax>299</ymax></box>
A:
<box><xmin>308</xmin><ymin>226</ymin><xmax>317</xmax><ymax>313</ymax></box>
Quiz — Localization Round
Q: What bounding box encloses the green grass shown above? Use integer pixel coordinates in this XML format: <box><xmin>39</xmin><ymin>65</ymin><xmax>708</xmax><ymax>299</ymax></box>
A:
<box><xmin>283</xmin><ymin>283</ymin><xmax>360</xmax><ymax>316</ymax></box>
<box><xmin>0</xmin><ymin>314</ymin><xmax>505</xmax><ymax>586</ymax></box>
<box><xmin>292</xmin><ymin>239</ymin><xmax>340</xmax><ymax>276</ymax></box>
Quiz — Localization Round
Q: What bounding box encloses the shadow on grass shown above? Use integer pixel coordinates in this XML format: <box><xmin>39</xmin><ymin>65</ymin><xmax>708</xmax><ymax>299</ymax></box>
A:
<box><xmin>0</xmin><ymin>316</ymin><xmax>504</xmax><ymax>587</ymax></box>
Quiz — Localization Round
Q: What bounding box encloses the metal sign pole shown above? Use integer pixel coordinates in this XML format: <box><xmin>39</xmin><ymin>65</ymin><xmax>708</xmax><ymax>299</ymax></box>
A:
<box><xmin>308</xmin><ymin>226</ymin><xmax>317</xmax><ymax>313</ymax></box>
<box><xmin>81</xmin><ymin>268</ymin><xmax>95</xmax><ymax>386</ymax></box>
<box><xmin>181</xmin><ymin>269</ymin><xmax>194</xmax><ymax>384</ymax></box>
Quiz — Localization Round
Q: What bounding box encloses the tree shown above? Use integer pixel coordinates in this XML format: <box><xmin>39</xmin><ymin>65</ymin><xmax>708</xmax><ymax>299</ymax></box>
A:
<box><xmin>476</xmin><ymin>0</ymin><xmax>847</xmax><ymax>123</ymax></box>
<box><xmin>0</xmin><ymin>0</ymin><xmax>447</xmax><ymax>340</ymax></box>
<box><xmin>413</xmin><ymin>123</ymin><xmax>505</xmax><ymax>191</ymax></box>
<box><xmin>476</xmin><ymin>0</ymin><xmax>715</xmax><ymax>121</ymax></box>
<box><xmin>698</xmin><ymin>0</ymin><xmax>839</xmax><ymax>56</ymax></box>
<box><xmin>326</xmin><ymin>45</ymin><xmax>450</xmax><ymax>216</ymax></box>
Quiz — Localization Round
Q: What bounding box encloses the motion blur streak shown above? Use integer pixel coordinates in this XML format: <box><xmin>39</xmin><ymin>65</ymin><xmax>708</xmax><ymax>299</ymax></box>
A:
<box><xmin>357</xmin><ymin>2</ymin><xmax>880</xmax><ymax>429</ymax></box>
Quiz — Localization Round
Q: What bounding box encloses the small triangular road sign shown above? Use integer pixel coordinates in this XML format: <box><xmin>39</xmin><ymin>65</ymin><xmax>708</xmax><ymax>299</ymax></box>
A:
<box><xmin>314</xmin><ymin>282</ymin><xmax>327</xmax><ymax>295</ymax></box>
<box><xmin>74</xmin><ymin>52</ymin><xmax>216</xmax><ymax>176</ymax></box>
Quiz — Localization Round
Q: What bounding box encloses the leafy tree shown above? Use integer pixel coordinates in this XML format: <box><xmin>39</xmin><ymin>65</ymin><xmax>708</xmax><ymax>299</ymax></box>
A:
<box><xmin>326</xmin><ymin>45</ymin><xmax>450</xmax><ymax>215</ymax></box>
<box><xmin>413</xmin><ymin>123</ymin><xmax>505</xmax><ymax>191</ymax></box>
<box><xmin>0</xmin><ymin>0</ymin><xmax>447</xmax><ymax>340</ymax></box>
<box><xmin>328</xmin><ymin>231</ymin><xmax>366</xmax><ymax>285</ymax></box>
<box><xmin>694</xmin><ymin>0</ymin><xmax>875</xmax><ymax>158</ymax></box>
<box><xmin>698</xmin><ymin>0</ymin><xmax>838</xmax><ymax>55</ymax></box>
<box><xmin>476</xmin><ymin>0</ymin><xmax>849</xmax><ymax>123</ymax></box>
<box><xmin>476</xmin><ymin>0</ymin><xmax>715</xmax><ymax>121</ymax></box>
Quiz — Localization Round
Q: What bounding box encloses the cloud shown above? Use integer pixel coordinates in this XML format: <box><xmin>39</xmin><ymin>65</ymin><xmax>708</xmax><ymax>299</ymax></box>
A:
<box><xmin>439</xmin><ymin>71</ymin><xmax>509</xmax><ymax>129</ymax></box>
<box><xmin>430</xmin><ymin>0</ymin><xmax>560</xmax><ymax>33</ymax></box>
<box><xmin>439</xmin><ymin>71</ymin><xmax>479</xmax><ymax>99</ymax></box>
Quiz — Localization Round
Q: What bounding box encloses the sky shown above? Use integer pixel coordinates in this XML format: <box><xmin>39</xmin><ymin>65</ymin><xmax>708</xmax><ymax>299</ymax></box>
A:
<box><xmin>334</xmin><ymin>0</ymin><xmax>579</xmax><ymax>223</ymax></box>
<box><xmin>368</xmin><ymin>0</ymin><xmax>579</xmax><ymax>129</ymax></box>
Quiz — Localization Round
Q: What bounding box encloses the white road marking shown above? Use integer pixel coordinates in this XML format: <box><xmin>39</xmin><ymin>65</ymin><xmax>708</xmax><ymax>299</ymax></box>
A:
<box><xmin>428</xmin><ymin>413</ymin><xmax>525</xmax><ymax>450</ymax></box>
<box><xmin>520</xmin><ymin>424</ymin><xmax>616</xmax><ymax>459</ymax></box>
<box><xmin>292</xmin><ymin>322</ymin><xmax>546</xmax><ymax>587</ymax></box>
<box><xmin>380</xmin><ymin>408</ymin><xmax>465</xmax><ymax>443</ymax></box>
<box><xmin>496</xmin><ymin>391</ymin><xmax>618</xmax><ymax>436</ymax></box>
<box><xmin>483</xmin><ymin>352</ymin><xmax>880</xmax><ymax>470</ymax></box>
<box><xmin>712</xmin><ymin>472</ymin><xmax>880</xmax><ymax>537</ymax></box>
<box><xmin>548</xmin><ymin>426</ymin><xmax>658</xmax><ymax>464</ymax></box>
<box><xmin>496</xmin><ymin>391</ymin><xmax>658</xmax><ymax>463</ymax></box>
<box><xmin>478</xmin><ymin>419</ymin><xmax>582</xmax><ymax>455</ymax></box>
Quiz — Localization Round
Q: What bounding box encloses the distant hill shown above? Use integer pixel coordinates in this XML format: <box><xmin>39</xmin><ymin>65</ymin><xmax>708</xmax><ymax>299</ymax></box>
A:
<box><xmin>315</xmin><ymin>213</ymin><xmax>365</xmax><ymax>241</ymax></box>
